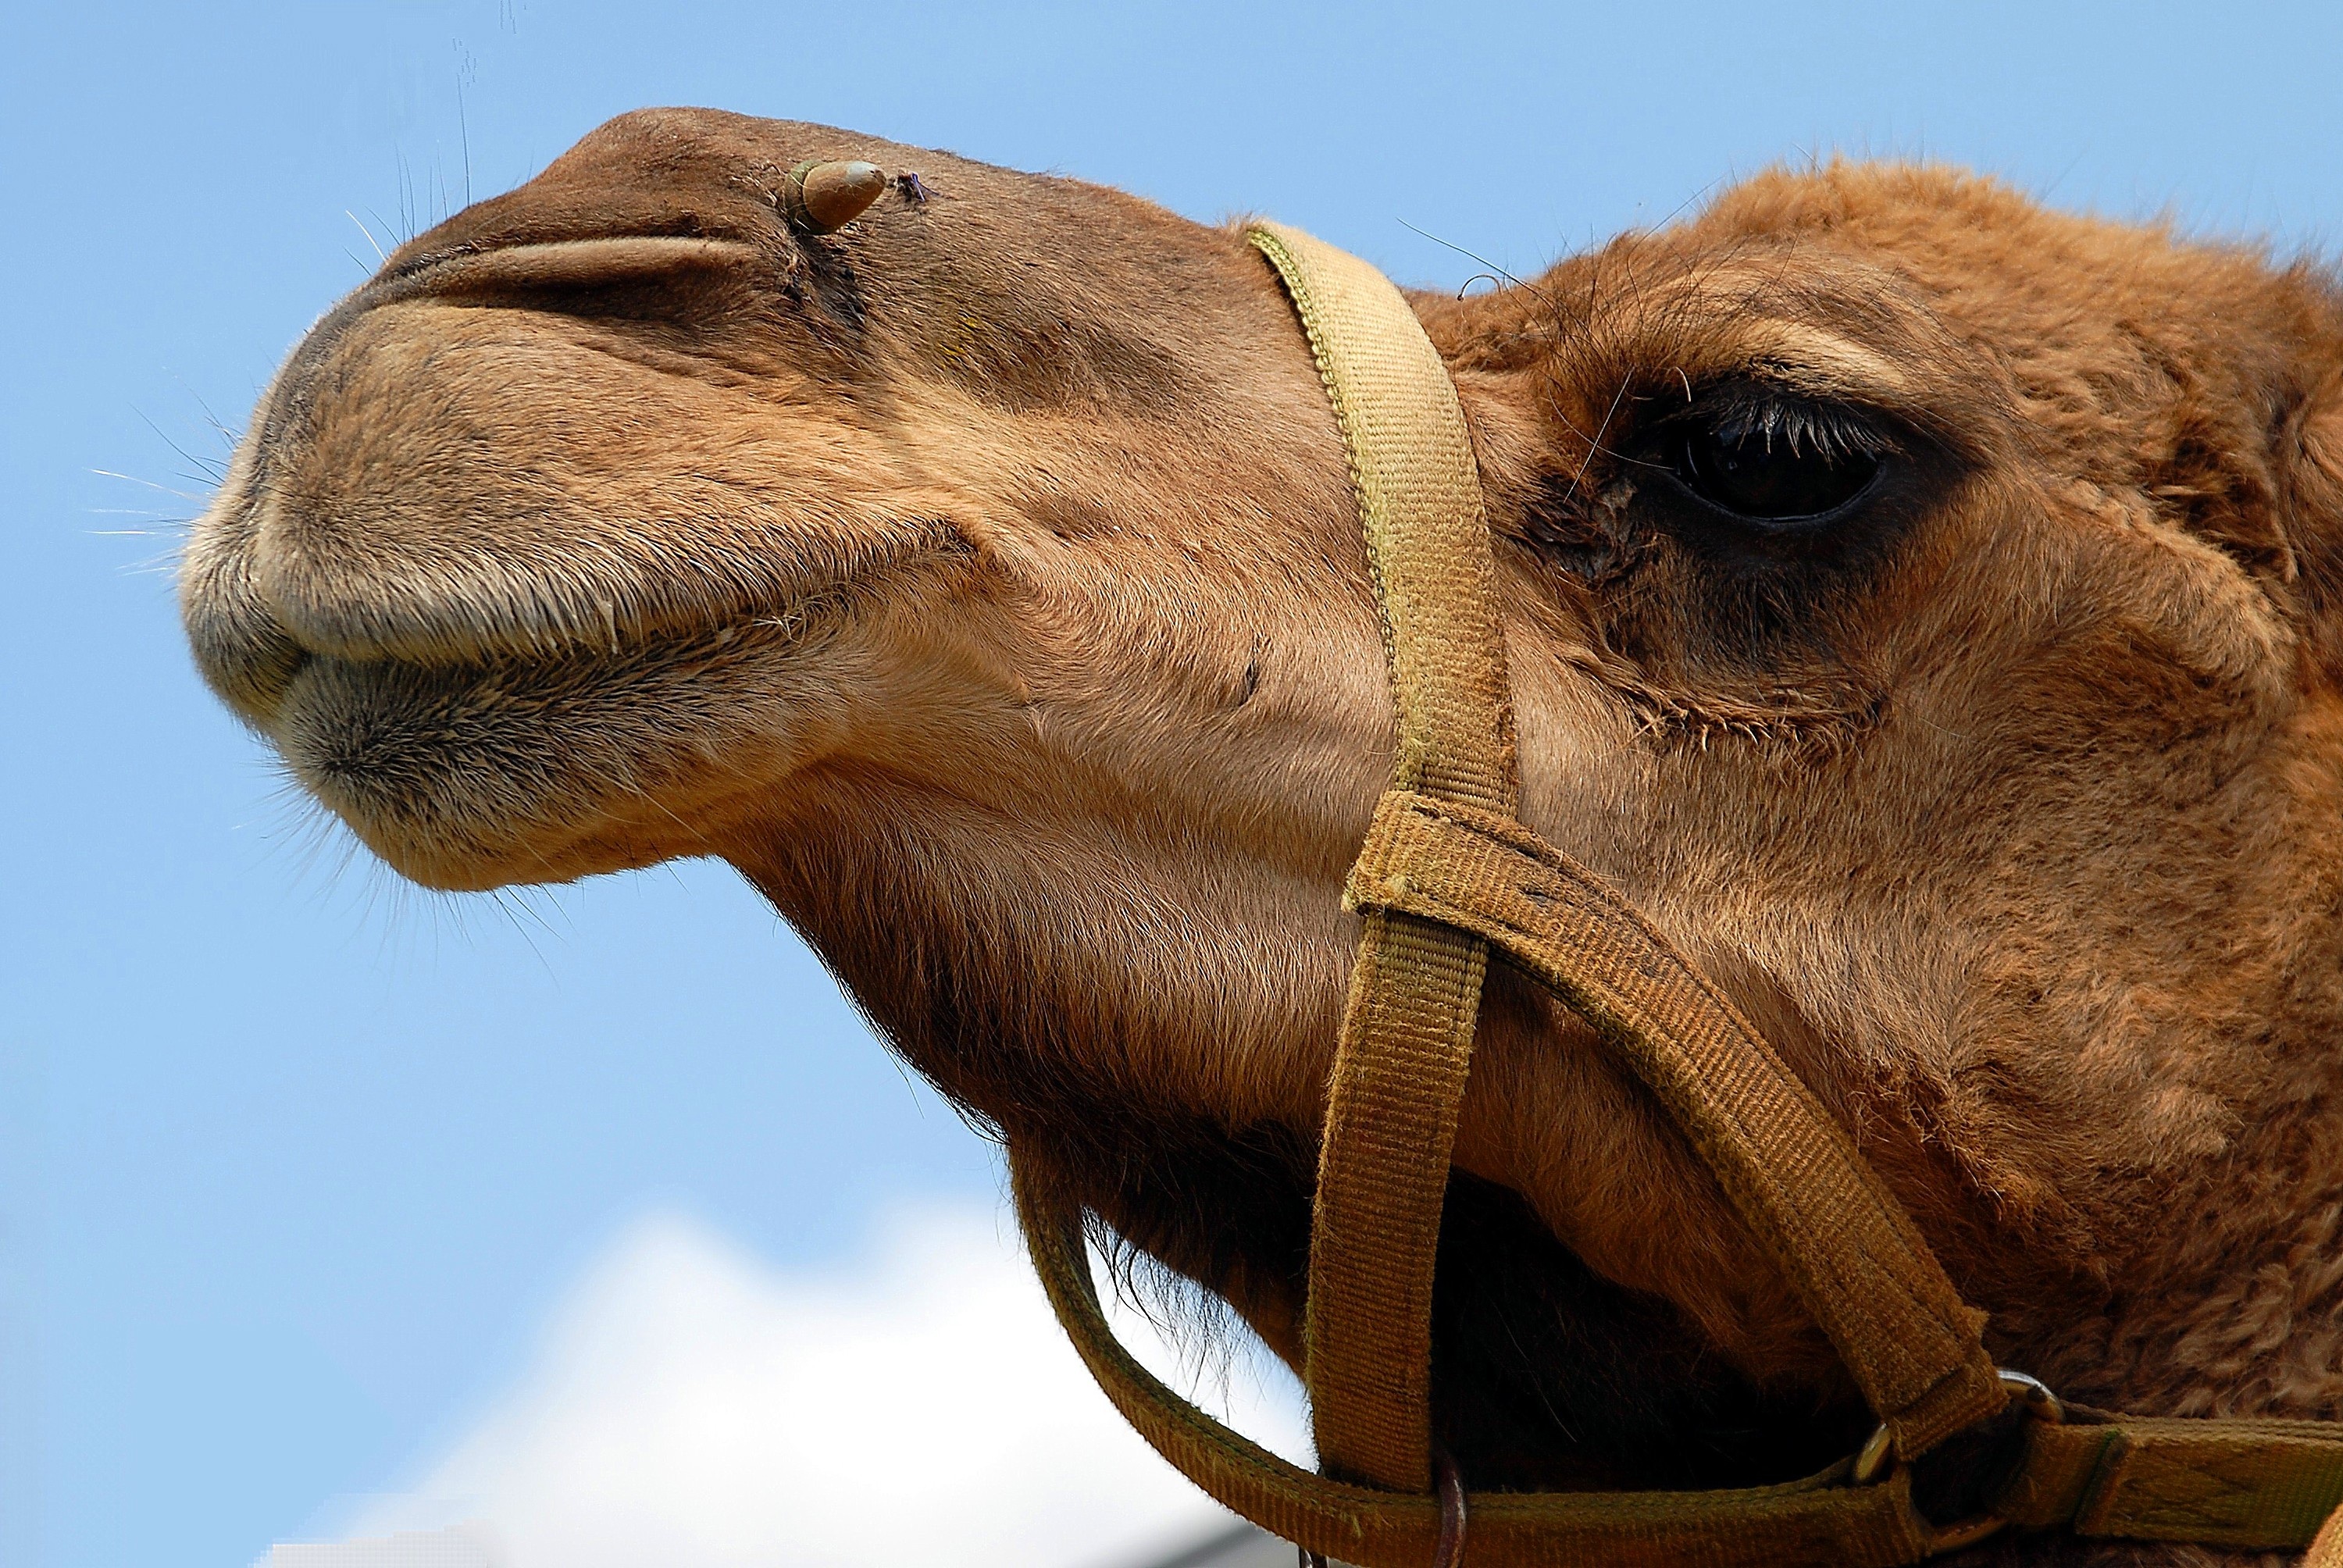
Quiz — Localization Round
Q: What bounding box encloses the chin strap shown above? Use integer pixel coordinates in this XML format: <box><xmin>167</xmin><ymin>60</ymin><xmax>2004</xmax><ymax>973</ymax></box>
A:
<box><xmin>1009</xmin><ymin>221</ymin><xmax>2343</xmax><ymax>1565</ymax></box>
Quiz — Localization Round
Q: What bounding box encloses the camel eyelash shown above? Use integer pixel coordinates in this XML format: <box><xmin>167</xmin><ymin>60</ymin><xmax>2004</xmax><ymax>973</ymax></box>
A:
<box><xmin>1658</xmin><ymin>381</ymin><xmax>1899</xmax><ymax>463</ymax></box>
<box><xmin>1612</xmin><ymin>380</ymin><xmax>1904</xmax><ymax>533</ymax></box>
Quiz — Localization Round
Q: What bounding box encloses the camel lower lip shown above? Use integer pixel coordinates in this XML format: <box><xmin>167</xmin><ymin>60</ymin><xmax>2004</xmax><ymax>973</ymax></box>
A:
<box><xmin>269</xmin><ymin>608</ymin><xmax>834</xmax><ymax>889</ymax></box>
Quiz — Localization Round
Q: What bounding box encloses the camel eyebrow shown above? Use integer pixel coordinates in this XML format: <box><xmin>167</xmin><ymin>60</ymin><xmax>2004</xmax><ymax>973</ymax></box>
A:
<box><xmin>1723</xmin><ymin>324</ymin><xmax>1913</xmax><ymax>406</ymax></box>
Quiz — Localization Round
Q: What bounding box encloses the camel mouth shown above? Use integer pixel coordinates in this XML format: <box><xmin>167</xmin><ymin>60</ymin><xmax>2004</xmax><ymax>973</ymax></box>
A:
<box><xmin>182</xmin><ymin>476</ymin><xmax>948</xmax><ymax>726</ymax></box>
<box><xmin>182</xmin><ymin>459</ymin><xmax>951</xmax><ymax>888</ymax></box>
<box><xmin>177</xmin><ymin>219</ymin><xmax>964</xmax><ymax>886</ymax></box>
<box><xmin>265</xmin><ymin>600</ymin><xmax>851</xmax><ymax>889</ymax></box>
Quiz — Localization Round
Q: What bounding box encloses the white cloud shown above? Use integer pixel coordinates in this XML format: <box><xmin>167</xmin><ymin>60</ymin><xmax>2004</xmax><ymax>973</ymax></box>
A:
<box><xmin>266</xmin><ymin>1203</ymin><xmax>1308</xmax><ymax>1568</ymax></box>
<box><xmin>266</xmin><ymin>1526</ymin><xmax>497</xmax><ymax>1567</ymax></box>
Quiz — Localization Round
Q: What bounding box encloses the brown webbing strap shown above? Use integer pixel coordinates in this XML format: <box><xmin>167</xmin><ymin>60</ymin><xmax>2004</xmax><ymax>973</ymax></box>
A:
<box><xmin>1249</xmin><ymin>222</ymin><xmax>1516</xmax><ymax>1491</ymax></box>
<box><xmin>1994</xmin><ymin>1413</ymin><xmax>2343</xmax><ymax>1546</ymax></box>
<box><xmin>1309</xmin><ymin>904</ymin><xmax>1490</xmax><ymax>1490</ymax></box>
<box><xmin>1011</xmin><ymin>1156</ymin><xmax>1941</xmax><ymax>1568</ymax></box>
<box><xmin>1248</xmin><ymin>220</ymin><xmax>2002</xmax><ymax>1468</ymax></box>
<box><xmin>1017</xmin><ymin>1147</ymin><xmax>2343</xmax><ymax>1562</ymax></box>
<box><xmin>1246</xmin><ymin>226</ymin><xmax>1512</xmax><ymax>811</ymax></box>
<box><xmin>1349</xmin><ymin>790</ymin><xmax>2006</xmax><ymax>1458</ymax></box>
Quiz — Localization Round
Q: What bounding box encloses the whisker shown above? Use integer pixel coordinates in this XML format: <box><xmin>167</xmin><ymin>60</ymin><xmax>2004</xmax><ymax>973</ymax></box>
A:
<box><xmin>131</xmin><ymin>412</ymin><xmax>230</xmax><ymax>483</ymax></box>
<box><xmin>1396</xmin><ymin>218</ymin><xmax>1555</xmax><ymax>311</ymax></box>
<box><xmin>346</xmin><ymin>209</ymin><xmax>388</xmax><ymax>266</ymax></box>
<box><xmin>89</xmin><ymin>468</ymin><xmax>206</xmax><ymax>501</ymax></box>
<box><xmin>1560</xmin><ymin>376</ymin><xmax>1632</xmax><ymax>508</ymax></box>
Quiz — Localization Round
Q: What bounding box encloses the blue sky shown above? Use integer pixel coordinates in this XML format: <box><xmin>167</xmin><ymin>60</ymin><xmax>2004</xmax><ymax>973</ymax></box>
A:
<box><xmin>8</xmin><ymin>2</ymin><xmax>2343</xmax><ymax>1565</ymax></box>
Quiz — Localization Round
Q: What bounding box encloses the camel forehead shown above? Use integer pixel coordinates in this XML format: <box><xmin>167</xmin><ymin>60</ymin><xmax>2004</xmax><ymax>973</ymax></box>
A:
<box><xmin>1686</xmin><ymin>162</ymin><xmax>2192</xmax><ymax>283</ymax></box>
<box><xmin>1657</xmin><ymin>161</ymin><xmax>2305</xmax><ymax>379</ymax></box>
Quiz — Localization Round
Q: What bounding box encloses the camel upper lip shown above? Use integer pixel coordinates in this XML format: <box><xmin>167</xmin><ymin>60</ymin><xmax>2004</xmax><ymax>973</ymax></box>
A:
<box><xmin>230</xmin><ymin>233</ymin><xmax>768</xmax><ymax>470</ymax></box>
<box><xmin>183</xmin><ymin>452</ymin><xmax>960</xmax><ymax>732</ymax></box>
<box><xmin>179</xmin><ymin>222</ymin><xmax>940</xmax><ymax>729</ymax></box>
<box><xmin>188</xmin><ymin>508</ymin><xmax>925</xmax><ymax>727</ymax></box>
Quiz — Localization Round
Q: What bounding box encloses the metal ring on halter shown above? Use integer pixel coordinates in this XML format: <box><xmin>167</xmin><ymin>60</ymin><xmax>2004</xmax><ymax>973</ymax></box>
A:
<box><xmin>1853</xmin><ymin>1367</ymin><xmax>2066</xmax><ymax>1484</ymax></box>
<box><xmin>1996</xmin><ymin>1368</ymin><xmax>2063</xmax><ymax>1424</ymax></box>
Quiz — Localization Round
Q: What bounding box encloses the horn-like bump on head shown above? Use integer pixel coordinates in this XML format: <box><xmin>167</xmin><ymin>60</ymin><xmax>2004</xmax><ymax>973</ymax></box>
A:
<box><xmin>787</xmin><ymin>160</ymin><xmax>889</xmax><ymax>232</ymax></box>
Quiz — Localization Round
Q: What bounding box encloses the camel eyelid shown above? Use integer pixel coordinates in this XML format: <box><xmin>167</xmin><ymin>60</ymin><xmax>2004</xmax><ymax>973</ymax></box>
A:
<box><xmin>1638</xmin><ymin>380</ymin><xmax>1902</xmax><ymax>462</ymax></box>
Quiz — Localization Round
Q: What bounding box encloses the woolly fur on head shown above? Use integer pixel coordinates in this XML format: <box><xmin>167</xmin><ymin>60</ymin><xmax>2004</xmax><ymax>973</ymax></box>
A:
<box><xmin>185</xmin><ymin>109</ymin><xmax>2343</xmax><ymax>1561</ymax></box>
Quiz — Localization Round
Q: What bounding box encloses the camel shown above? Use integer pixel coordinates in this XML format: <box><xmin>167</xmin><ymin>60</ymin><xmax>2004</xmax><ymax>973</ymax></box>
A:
<box><xmin>180</xmin><ymin>109</ymin><xmax>2343</xmax><ymax>1565</ymax></box>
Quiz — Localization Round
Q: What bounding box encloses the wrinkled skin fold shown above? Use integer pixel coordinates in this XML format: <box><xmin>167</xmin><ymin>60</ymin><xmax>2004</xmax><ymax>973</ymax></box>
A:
<box><xmin>182</xmin><ymin>109</ymin><xmax>2343</xmax><ymax>1564</ymax></box>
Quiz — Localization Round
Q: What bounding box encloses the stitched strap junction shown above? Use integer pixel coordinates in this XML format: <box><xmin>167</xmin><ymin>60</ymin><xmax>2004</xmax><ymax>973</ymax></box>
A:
<box><xmin>1249</xmin><ymin>220</ymin><xmax>1517</xmax><ymax>1492</ymax></box>
<box><xmin>1348</xmin><ymin>790</ymin><xmax>2005</xmax><ymax>1459</ymax></box>
<box><xmin>1995</xmin><ymin>1413</ymin><xmax>2343</xmax><ymax>1545</ymax></box>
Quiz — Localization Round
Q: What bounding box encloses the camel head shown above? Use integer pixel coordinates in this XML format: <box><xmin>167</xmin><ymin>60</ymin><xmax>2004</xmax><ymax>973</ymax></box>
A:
<box><xmin>183</xmin><ymin>109</ymin><xmax>2343</xmax><ymax>1516</ymax></box>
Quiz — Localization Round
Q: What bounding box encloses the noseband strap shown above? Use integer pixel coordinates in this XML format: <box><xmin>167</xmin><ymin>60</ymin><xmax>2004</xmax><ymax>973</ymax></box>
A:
<box><xmin>1009</xmin><ymin>223</ymin><xmax>2343</xmax><ymax>1565</ymax></box>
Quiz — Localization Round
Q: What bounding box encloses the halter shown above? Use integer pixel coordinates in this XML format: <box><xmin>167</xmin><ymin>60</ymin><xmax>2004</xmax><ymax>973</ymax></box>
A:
<box><xmin>1009</xmin><ymin>223</ymin><xmax>2343</xmax><ymax>1566</ymax></box>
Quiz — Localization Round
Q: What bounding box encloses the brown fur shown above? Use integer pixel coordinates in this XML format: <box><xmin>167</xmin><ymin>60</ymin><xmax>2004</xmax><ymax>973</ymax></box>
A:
<box><xmin>181</xmin><ymin>109</ymin><xmax>2343</xmax><ymax>1561</ymax></box>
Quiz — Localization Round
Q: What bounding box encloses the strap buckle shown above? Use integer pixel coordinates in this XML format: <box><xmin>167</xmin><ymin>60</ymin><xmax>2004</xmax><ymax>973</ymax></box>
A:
<box><xmin>1853</xmin><ymin>1369</ymin><xmax>2064</xmax><ymax>1553</ymax></box>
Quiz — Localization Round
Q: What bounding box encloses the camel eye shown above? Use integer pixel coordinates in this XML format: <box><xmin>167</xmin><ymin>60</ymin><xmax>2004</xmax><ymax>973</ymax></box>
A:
<box><xmin>1663</xmin><ymin>401</ymin><xmax>1885</xmax><ymax>527</ymax></box>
